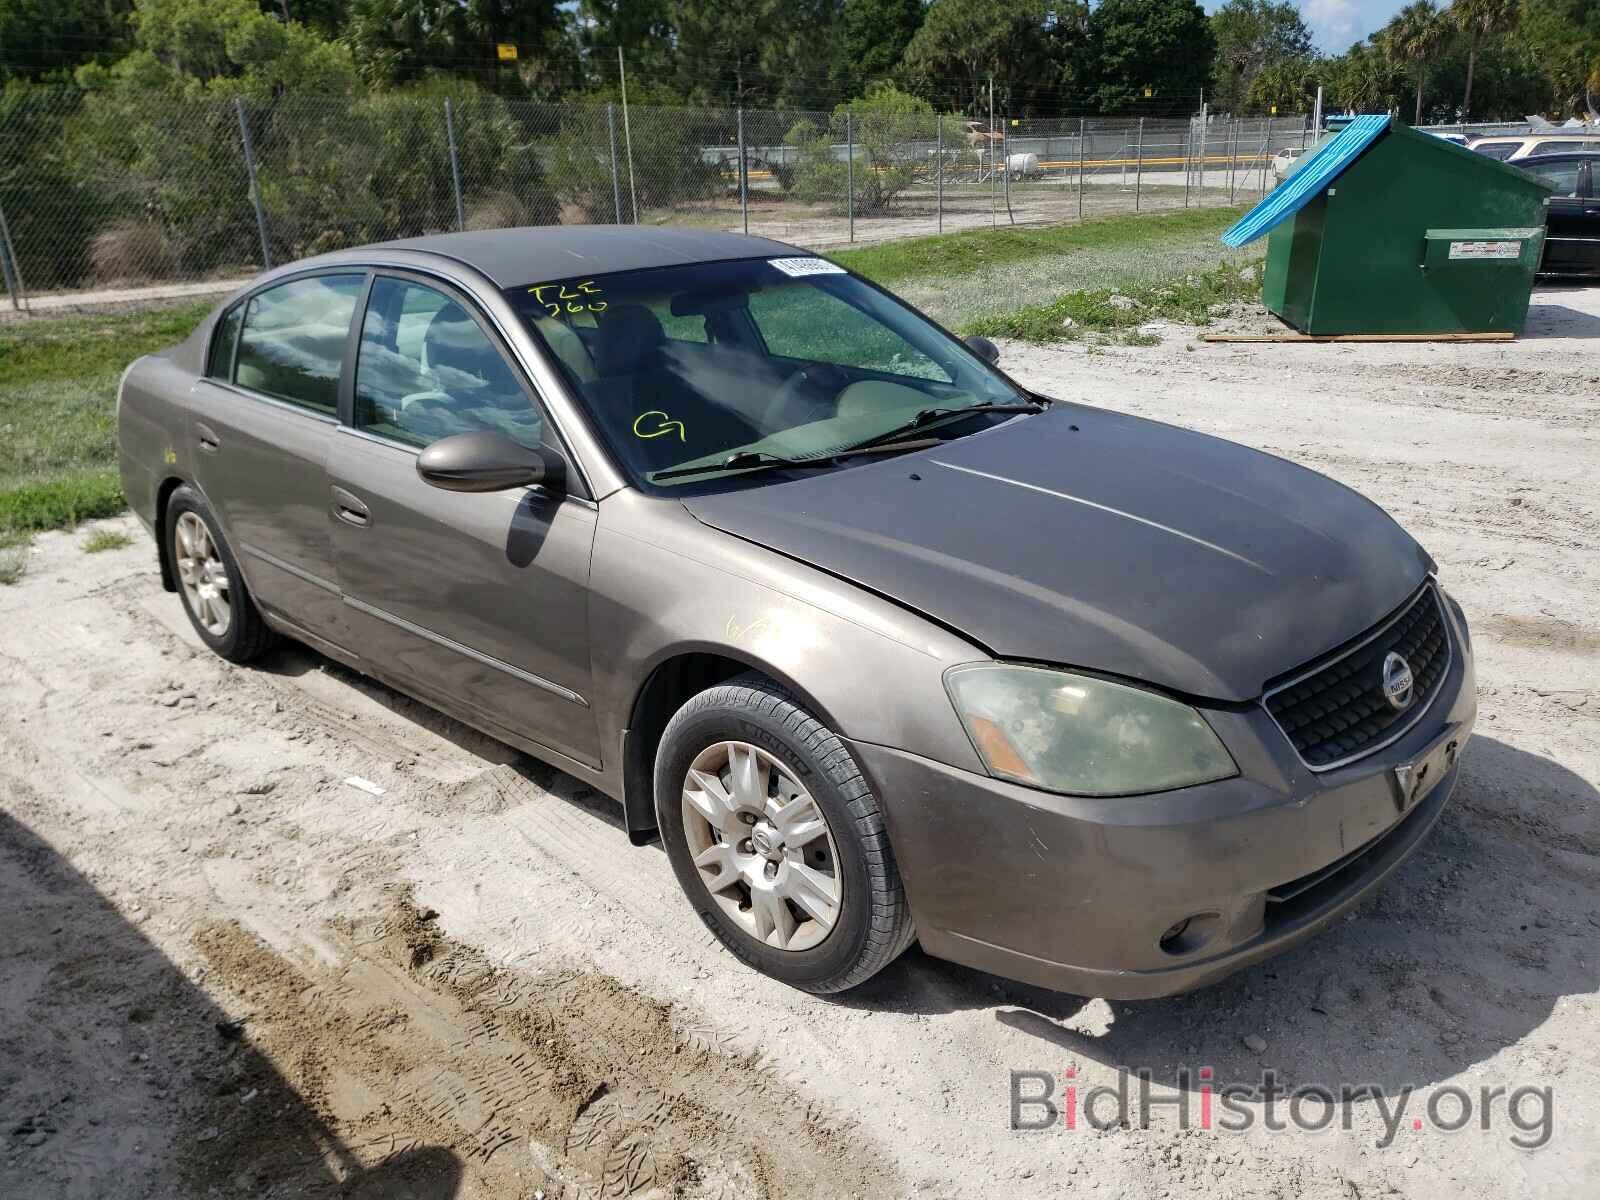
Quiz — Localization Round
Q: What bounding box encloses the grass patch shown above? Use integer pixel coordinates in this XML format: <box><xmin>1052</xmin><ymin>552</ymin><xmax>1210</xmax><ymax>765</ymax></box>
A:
<box><xmin>0</xmin><ymin>300</ymin><xmax>210</xmax><ymax>535</ymax></box>
<box><xmin>966</xmin><ymin>261</ymin><xmax>1264</xmax><ymax>343</ymax></box>
<box><xmin>82</xmin><ymin>527</ymin><xmax>134</xmax><ymax>554</ymax></box>
<box><xmin>0</xmin><ymin>528</ymin><xmax>29</xmax><ymax>585</ymax></box>
<box><xmin>830</xmin><ymin>208</ymin><xmax>1245</xmax><ymax>286</ymax></box>
<box><xmin>0</xmin><ymin>302</ymin><xmax>210</xmax><ymax>390</ymax></box>
<box><xmin>834</xmin><ymin>208</ymin><xmax>1255</xmax><ymax>332</ymax></box>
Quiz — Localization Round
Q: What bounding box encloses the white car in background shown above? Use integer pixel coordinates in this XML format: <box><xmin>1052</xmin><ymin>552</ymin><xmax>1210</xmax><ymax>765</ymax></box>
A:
<box><xmin>1271</xmin><ymin>146</ymin><xmax>1306</xmax><ymax>181</ymax></box>
<box><xmin>1468</xmin><ymin>132</ymin><xmax>1600</xmax><ymax>162</ymax></box>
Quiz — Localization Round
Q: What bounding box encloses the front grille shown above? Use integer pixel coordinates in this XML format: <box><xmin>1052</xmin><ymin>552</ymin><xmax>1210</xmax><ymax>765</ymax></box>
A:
<box><xmin>1264</xmin><ymin>585</ymin><xmax>1450</xmax><ymax>770</ymax></box>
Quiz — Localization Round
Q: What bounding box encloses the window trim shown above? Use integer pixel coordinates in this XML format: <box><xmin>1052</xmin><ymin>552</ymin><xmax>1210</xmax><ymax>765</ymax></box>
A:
<box><xmin>347</xmin><ymin>267</ymin><xmax>592</xmax><ymax>501</ymax></box>
<box><xmin>225</xmin><ymin>267</ymin><xmax>371</xmax><ymax>421</ymax></box>
<box><xmin>207</xmin><ymin>301</ymin><xmax>244</xmax><ymax>381</ymax></box>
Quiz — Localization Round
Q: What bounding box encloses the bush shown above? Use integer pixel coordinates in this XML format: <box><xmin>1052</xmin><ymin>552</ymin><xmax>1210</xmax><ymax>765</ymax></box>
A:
<box><xmin>89</xmin><ymin>219</ymin><xmax>176</xmax><ymax>284</ymax></box>
<box><xmin>465</xmin><ymin>189</ymin><xmax>534</xmax><ymax>230</ymax></box>
<box><xmin>784</xmin><ymin>87</ymin><xmax>967</xmax><ymax>215</ymax></box>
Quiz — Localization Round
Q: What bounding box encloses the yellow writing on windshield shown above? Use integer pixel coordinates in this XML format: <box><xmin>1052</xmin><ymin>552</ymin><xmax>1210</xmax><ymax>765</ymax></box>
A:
<box><xmin>633</xmin><ymin>410</ymin><xmax>686</xmax><ymax>442</ymax></box>
<box><xmin>528</xmin><ymin>279</ymin><xmax>607</xmax><ymax>319</ymax></box>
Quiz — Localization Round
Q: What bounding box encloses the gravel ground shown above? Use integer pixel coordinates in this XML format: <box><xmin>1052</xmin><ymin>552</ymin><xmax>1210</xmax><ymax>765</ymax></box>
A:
<box><xmin>1</xmin><ymin>289</ymin><xmax>1597</xmax><ymax>1199</ymax></box>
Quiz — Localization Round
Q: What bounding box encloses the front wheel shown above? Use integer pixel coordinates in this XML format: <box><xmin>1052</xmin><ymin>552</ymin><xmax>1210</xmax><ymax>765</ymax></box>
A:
<box><xmin>654</xmin><ymin>674</ymin><xmax>915</xmax><ymax>993</ymax></box>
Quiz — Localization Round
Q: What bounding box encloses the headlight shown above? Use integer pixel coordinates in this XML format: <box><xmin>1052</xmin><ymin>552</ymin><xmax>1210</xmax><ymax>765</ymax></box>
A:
<box><xmin>945</xmin><ymin>664</ymin><xmax>1237</xmax><ymax>796</ymax></box>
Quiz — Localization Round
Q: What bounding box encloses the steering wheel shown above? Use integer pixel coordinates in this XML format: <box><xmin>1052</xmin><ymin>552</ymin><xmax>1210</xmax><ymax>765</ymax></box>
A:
<box><xmin>760</xmin><ymin>363</ymin><xmax>845</xmax><ymax>429</ymax></box>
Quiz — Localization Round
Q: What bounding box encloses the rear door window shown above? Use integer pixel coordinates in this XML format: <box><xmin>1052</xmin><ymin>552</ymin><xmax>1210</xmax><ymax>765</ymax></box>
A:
<box><xmin>233</xmin><ymin>274</ymin><xmax>365</xmax><ymax>416</ymax></box>
<box><xmin>1473</xmin><ymin>142</ymin><xmax>1518</xmax><ymax>160</ymax></box>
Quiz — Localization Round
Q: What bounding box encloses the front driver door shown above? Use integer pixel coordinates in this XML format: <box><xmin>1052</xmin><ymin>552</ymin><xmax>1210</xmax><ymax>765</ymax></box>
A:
<box><xmin>327</xmin><ymin>271</ymin><xmax>601</xmax><ymax>770</ymax></box>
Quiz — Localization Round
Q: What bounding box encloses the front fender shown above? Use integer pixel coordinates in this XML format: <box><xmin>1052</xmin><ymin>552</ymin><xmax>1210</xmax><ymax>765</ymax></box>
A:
<box><xmin>588</xmin><ymin>491</ymin><xmax>989</xmax><ymax>790</ymax></box>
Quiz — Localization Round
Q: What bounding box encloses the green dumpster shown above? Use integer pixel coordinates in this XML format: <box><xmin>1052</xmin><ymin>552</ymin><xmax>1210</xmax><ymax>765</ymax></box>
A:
<box><xmin>1222</xmin><ymin>116</ymin><xmax>1553</xmax><ymax>336</ymax></box>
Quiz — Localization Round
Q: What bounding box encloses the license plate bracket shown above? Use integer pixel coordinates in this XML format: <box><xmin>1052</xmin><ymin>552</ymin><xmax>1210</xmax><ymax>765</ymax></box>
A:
<box><xmin>1390</xmin><ymin>724</ymin><xmax>1468</xmax><ymax>813</ymax></box>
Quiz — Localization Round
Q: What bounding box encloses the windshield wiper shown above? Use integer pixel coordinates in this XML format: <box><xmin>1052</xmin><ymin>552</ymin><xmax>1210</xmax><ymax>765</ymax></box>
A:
<box><xmin>649</xmin><ymin>399</ymin><xmax>1046</xmax><ymax>483</ymax></box>
<box><xmin>652</xmin><ymin>450</ymin><xmax>838</xmax><ymax>482</ymax></box>
<box><xmin>833</xmin><ymin>399</ymin><xmax>1046</xmax><ymax>456</ymax></box>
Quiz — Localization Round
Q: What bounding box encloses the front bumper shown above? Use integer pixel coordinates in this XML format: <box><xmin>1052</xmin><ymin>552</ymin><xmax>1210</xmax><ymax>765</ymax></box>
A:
<box><xmin>849</xmin><ymin>600</ymin><xmax>1477</xmax><ymax>1000</ymax></box>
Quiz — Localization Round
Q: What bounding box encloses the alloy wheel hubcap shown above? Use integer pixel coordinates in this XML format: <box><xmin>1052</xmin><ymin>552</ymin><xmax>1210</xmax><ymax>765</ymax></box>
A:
<box><xmin>174</xmin><ymin>511</ymin><xmax>231</xmax><ymax>637</ymax></box>
<box><xmin>681</xmin><ymin>740</ymin><xmax>842</xmax><ymax>952</ymax></box>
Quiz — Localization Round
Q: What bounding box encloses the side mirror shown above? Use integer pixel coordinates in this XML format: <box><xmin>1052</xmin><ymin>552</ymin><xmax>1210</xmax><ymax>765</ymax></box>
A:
<box><xmin>964</xmin><ymin>334</ymin><xmax>1000</xmax><ymax>365</ymax></box>
<box><xmin>415</xmin><ymin>431</ymin><xmax>566</xmax><ymax>494</ymax></box>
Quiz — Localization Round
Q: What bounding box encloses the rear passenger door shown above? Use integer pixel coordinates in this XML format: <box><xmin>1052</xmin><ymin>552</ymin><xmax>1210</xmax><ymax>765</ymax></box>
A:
<box><xmin>192</xmin><ymin>271</ymin><xmax>365</xmax><ymax>646</ymax></box>
<box><xmin>326</xmin><ymin>271</ymin><xmax>601</xmax><ymax>769</ymax></box>
<box><xmin>1529</xmin><ymin>158</ymin><xmax>1588</xmax><ymax>275</ymax></box>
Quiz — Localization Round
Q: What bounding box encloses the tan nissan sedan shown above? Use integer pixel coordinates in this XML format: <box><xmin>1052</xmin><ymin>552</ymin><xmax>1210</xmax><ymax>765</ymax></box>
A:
<box><xmin>118</xmin><ymin>227</ymin><xmax>1475</xmax><ymax>998</ymax></box>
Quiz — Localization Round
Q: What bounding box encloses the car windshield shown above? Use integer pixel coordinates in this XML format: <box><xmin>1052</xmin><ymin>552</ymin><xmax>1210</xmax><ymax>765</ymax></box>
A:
<box><xmin>505</xmin><ymin>257</ymin><xmax>1025</xmax><ymax>490</ymax></box>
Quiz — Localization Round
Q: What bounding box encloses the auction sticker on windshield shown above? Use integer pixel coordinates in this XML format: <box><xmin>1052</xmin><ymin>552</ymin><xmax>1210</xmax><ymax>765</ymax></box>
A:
<box><xmin>769</xmin><ymin>257</ymin><xmax>847</xmax><ymax>277</ymax></box>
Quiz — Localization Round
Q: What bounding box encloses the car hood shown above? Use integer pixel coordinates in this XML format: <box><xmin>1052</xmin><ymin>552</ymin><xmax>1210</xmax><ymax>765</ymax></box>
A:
<box><xmin>682</xmin><ymin>404</ymin><xmax>1432</xmax><ymax>701</ymax></box>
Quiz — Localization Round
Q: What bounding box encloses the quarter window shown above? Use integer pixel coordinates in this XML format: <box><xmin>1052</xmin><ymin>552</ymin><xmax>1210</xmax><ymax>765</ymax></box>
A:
<box><xmin>354</xmin><ymin>276</ymin><xmax>543</xmax><ymax>449</ymax></box>
<box><xmin>233</xmin><ymin>274</ymin><xmax>364</xmax><ymax>415</ymax></box>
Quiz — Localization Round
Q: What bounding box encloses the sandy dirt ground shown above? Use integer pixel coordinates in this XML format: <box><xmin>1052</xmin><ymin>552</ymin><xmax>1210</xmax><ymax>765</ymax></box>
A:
<box><xmin>2</xmin><ymin>289</ymin><xmax>1598</xmax><ymax>1199</ymax></box>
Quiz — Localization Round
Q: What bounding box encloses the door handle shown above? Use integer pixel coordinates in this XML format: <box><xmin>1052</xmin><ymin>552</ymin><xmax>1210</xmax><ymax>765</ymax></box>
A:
<box><xmin>331</xmin><ymin>486</ymin><xmax>371</xmax><ymax>527</ymax></box>
<box><xmin>195</xmin><ymin>422</ymin><xmax>220</xmax><ymax>453</ymax></box>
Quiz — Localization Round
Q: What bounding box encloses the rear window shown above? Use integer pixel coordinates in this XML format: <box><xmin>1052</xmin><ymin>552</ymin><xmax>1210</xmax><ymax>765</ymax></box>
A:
<box><xmin>1472</xmin><ymin>142</ymin><xmax>1518</xmax><ymax>160</ymax></box>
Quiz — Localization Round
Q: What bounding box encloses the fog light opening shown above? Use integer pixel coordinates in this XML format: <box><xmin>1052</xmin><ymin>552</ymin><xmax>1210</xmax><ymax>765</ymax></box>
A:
<box><xmin>1158</xmin><ymin>912</ymin><xmax>1223</xmax><ymax>957</ymax></box>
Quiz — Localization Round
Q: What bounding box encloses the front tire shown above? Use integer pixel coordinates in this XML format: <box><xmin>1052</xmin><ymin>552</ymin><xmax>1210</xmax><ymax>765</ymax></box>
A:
<box><xmin>654</xmin><ymin>674</ymin><xmax>915</xmax><ymax>993</ymax></box>
<box><xmin>165</xmin><ymin>485</ymin><xmax>272</xmax><ymax>663</ymax></box>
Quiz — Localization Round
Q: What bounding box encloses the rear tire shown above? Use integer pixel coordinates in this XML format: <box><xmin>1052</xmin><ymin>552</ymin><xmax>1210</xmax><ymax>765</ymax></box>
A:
<box><xmin>164</xmin><ymin>485</ymin><xmax>273</xmax><ymax>663</ymax></box>
<box><xmin>654</xmin><ymin>673</ymin><xmax>915</xmax><ymax>993</ymax></box>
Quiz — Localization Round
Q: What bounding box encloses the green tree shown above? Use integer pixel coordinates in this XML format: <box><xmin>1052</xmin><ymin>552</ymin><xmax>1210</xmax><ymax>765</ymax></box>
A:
<box><xmin>1429</xmin><ymin>33</ymin><xmax>1550</xmax><ymax>119</ymax></box>
<box><xmin>74</xmin><ymin>0</ymin><xmax>359</xmax><ymax>95</ymax></box>
<box><xmin>785</xmin><ymin>84</ymin><xmax>964</xmax><ymax>212</ymax></box>
<box><xmin>832</xmin><ymin>0</ymin><xmax>926</xmax><ymax>95</ymax></box>
<box><xmin>1519</xmin><ymin>0</ymin><xmax>1600</xmax><ymax>115</ymax></box>
<box><xmin>1088</xmin><ymin>0</ymin><xmax>1215</xmax><ymax>112</ymax></box>
<box><xmin>575</xmin><ymin>0</ymin><xmax>676</xmax><ymax>93</ymax></box>
<box><xmin>1209</xmin><ymin>0</ymin><xmax>1313</xmax><ymax>113</ymax></box>
<box><xmin>0</xmin><ymin>0</ymin><xmax>136</xmax><ymax>82</ymax></box>
<box><xmin>1245</xmin><ymin>56</ymin><xmax>1319</xmax><ymax>114</ymax></box>
<box><xmin>342</xmin><ymin>0</ymin><xmax>569</xmax><ymax>94</ymax></box>
<box><xmin>908</xmin><ymin>0</ymin><xmax>1081</xmax><ymax>116</ymax></box>
<box><xmin>1382</xmin><ymin>1</ymin><xmax>1452</xmax><ymax>123</ymax></box>
<box><xmin>1325</xmin><ymin>39</ymin><xmax>1409</xmax><ymax>113</ymax></box>
<box><xmin>1449</xmin><ymin>0</ymin><xmax>1519</xmax><ymax>118</ymax></box>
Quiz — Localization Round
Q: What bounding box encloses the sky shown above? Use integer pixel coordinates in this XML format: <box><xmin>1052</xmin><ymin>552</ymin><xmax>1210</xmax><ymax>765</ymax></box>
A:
<box><xmin>1202</xmin><ymin>0</ymin><xmax>1411</xmax><ymax>55</ymax></box>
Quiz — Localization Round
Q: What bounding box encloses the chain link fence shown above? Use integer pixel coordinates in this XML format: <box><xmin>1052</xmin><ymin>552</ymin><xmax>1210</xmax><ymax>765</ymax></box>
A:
<box><xmin>0</xmin><ymin>86</ymin><xmax>1311</xmax><ymax>310</ymax></box>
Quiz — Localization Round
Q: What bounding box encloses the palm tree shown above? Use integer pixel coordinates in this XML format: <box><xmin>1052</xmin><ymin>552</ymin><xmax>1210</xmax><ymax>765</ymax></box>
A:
<box><xmin>1383</xmin><ymin>1</ymin><xmax>1451</xmax><ymax>124</ymax></box>
<box><xmin>1450</xmin><ymin>0</ymin><xmax>1520</xmax><ymax>119</ymax></box>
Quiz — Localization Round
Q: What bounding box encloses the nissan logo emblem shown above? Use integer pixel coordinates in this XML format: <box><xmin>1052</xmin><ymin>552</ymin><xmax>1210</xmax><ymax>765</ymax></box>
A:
<box><xmin>1381</xmin><ymin>651</ymin><xmax>1415</xmax><ymax>711</ymax></box>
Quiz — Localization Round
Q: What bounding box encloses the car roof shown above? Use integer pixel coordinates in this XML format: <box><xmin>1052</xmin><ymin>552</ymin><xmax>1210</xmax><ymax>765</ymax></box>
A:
<box><xmin>363</xmin><ymin>226</ymin><xmax>804</xmax><ymax>288</ymax></box>
<box><xmin>1471</xmin><ymin>133</ymin><xmax>1600</xmax><ymax>143</ymax></box>
<box><xmin>1518</xmin><ymin>151</ymin><xmax>1600</xmax><ymax>162</ymax></box>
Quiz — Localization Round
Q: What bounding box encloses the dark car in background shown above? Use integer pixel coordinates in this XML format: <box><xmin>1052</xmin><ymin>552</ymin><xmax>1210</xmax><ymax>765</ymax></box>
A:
<box><xmin>1519</xmin><ymin>152</ymin><xmax>1600</xmax><ymax>278</ymax></box>
<box><xmin>117</xmin><ymin>227</ymin><xmax>1476</xmax><ymax>999</ymax></box>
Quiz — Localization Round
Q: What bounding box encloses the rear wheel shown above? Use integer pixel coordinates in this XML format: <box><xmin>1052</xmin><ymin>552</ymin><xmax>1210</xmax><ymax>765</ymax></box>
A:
<box><xmin>165</xmin><ymin>486</ymin><xmax>272</xmax><ymax>663</ymax></box>
<box><xmin>654</xmin><ymin>674</ymin><xmax>915</xmax><ymax>993</ymax></box>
